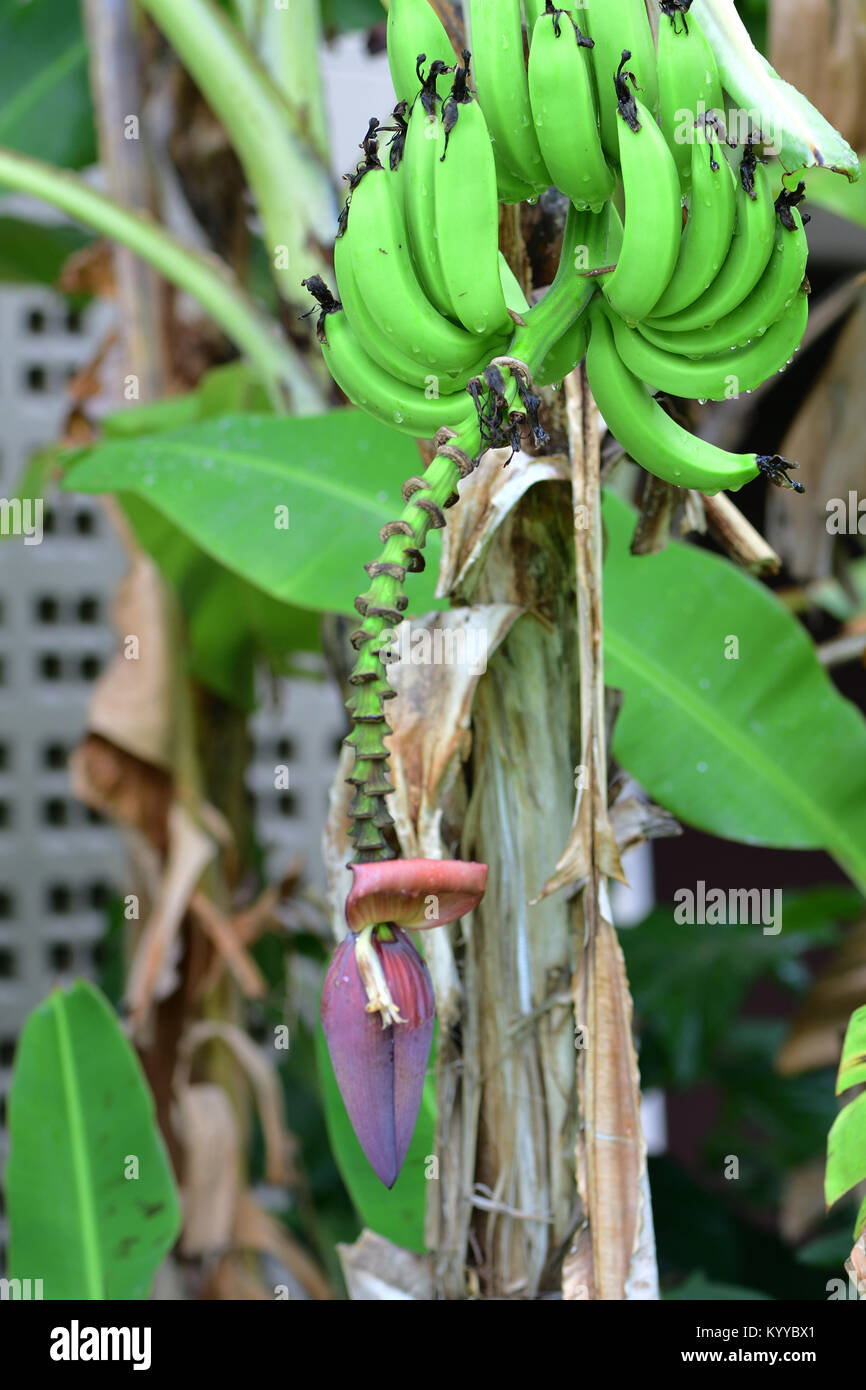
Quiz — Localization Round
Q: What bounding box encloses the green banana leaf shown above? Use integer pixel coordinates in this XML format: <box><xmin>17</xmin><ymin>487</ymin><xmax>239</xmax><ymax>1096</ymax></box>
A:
<box><xmin>101</xmin><ymin>361</ymin><xmax>273</xmax><ymax>439</ymax></box>
<box><xmin>0</xmin><ymin>215</ymin><xmax>92</xmax><ymax>286</ymax></box>
<box><xmin>0</xmin><ymin>0</ymin><xmax>96</xmax><ymax>168</ymax></box>
<box><xmin>665</xmin><ymin>1271</ymin><xmax>772</xmax><ymax>1300</ymax></box>
<box><xmin>62</xmin><ymin>410</ymin><xmax>444</xmax><ymax>618</ymax></box>
<box><xmin>122</xmin><ymin>493</ymin><xmax>322</xmax><ymax>708</ymax></box>
<box><xmin>828</xmin><ymin>1006</ymin><xmax>866</xmax><ymax>1223</ymax></box>
<box><xmin>603</xmin><ymin>492</ymin><xmax>866</xmax><ymax>893</ymax></box>
<box><xmin>696</xmin><ymin>0</ymin><xmax>860</xmax><ymax>180</ymax></box>
<box><xmin>5</xmin><ymin>980</ymin><xmax>180</xmax><ymax>1299</ymax></box>
<box><xmin>621</xmin><ymin>886</ymin><xmax>859</xmax><ymax>1089</ymax></box>
<box><xmin>826</xmin><ymin>1004</ymin><xmax>866</xmax><ymax>1232</ymax></box>
<box><xmin>836</xmin><ymin>1005</ymin><xmax>866</xmax><ymax>1095</ymax></box>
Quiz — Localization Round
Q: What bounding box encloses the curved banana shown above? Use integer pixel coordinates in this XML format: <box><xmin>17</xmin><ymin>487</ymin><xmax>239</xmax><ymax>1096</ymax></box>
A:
<box><xmin>641</xmin><ymin>200</ymin><xmax>809</xmax><ymax>356</ymax></box>
<box><xmin>648</xmin><ymin>152</ymin><xmax>777</xmax><ymax>332</ymax></box>
<box><xmin>527</xmin><ymin>5</ymin><xmax>615</xmax><ymax>212</ymax></box>
<box><xmin>607</xmin><ymin>290</ymin><xmax>808</xmax><ymax>401</ymax></box>
<box><xmin>649</xmin><ymin>129</ymin><xmax>737</xmax><ymax>320</ymax></box>
<box><xmin>584</xmin><ymin>0</ymin><xmax>659</xmax><ymax>162</ymax></box>
<box><xmin>468</xmin><ymin>0</ymin><xmax>550</xmax><ymax>194</ymax></box>
<box><xmin>600</xmin><ymin>58</ymin><xmax>681</xmax><ymax>324</ymax></box>
<box><xmin>434</xmin><ymin>67</ymin><xmax>513</xmax><ymax>336</ymax></box>
<box><xmin>344</xmin><ymin>166</ymin><xmax>507</xmax><ymax>375</ymax></box>
<box><xmin>495</xmin><ymin>165</ymin><xmax>539</xmax><ymax>204</ymax></box>
<box><xmin>403</xmin><ymin>95</ymin><xmax>454</xmax><ymax>319</ymax></box>
<box><xmin>657</xmin><ymin>1</ymin><xmax>726</xmax><ymax>189</ymax></box>
<box><xmin>322</xmin><ymin>308</ymin><xmax>480</xmax><ymax>440</ymax></box>
<box><xmin>387</xmin><ymin>0</ymin><xmax>455</xmax><ymax>107</ymax></box>
<box><xmin>334</xmin><ymin>238</ymin><xmax>490</xmax><ymax>391</ymax></box>
<box><xmin>585</xmin><ymin>306</ymin><xmax>764</xmax><ymax>494</ymax></box>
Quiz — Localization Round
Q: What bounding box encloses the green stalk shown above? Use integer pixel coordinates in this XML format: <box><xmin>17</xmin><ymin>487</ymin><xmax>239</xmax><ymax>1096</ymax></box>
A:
<box><xmin>0</xmin><ymin>146</ymin><xmax>321</xmax><ymax>413</ymax></box>
<box><xmin>346</xmin><ymin>441</ymin><xmax>472</xmax><ymax>861</ymax></box>
<box><xmin>138</xmin><ymin>0</ymin><xmax>335</xmax><ymax>306</ymax></box>
<box><xmin>345</xmin><ymin>205</ymin><xmax>601</xmax><ymax>861</ymax></box>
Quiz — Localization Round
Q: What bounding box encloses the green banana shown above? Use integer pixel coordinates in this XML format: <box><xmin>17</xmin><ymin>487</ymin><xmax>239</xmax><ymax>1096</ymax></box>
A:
<box><xmin>586</xmin><ymin>305</ymin><xmax>769</xmax><ymax>494</ymax></box>
<box><xmin>495</xmin><ymin>165</ymin><xmax>539</xmax><ymax>204</ymax></box>
<box><xmin>468</xmin><ymin>0</ymin><xmax>551</xmax><ymax>194</ymax></box>
<box><xmin>334</xmin><ymin>236</ymin><xmax>490</xmax><ymax>391</ymax></box>
<box><xmin>648</xmin><ymin>151</ymin><xmax>777</xmax><ymax>331</ymax></box>
<box><xmin>403</xmin><ymin>94</ymin><xmax>454</xmax><ymax>319</ymax></box>
<box><xmin>607</xmin><ymin>289</ymin><xmax>809</xmax><ymax>401</ymax></box>
<box><xmin>499</xmin><ymin>252</ymin><xmax>530</xmax><ymax>319</ymax></box>
<box><xmin>584</xmin><ymin>0</ymin><xmax>659</xmax><ymax>162</ymax></box>
<box><xmin>343</xmin><ymin>165</ymin><xmax>507</xmax><ymax>376</ymax></box>
<box><xmin>649</xmin><ymin>128</ymin><xmax>737</xmax><ymax>320</ymax></box>
<box><xmin>600</xmin><ymin>57</ymin><xmax>681</xmax><ymax>324</ymax></box>
<box><xmin>656</xmin><ymin>0</ymin><xmax>726</xmax><ymax>189</ymax></box>
<box><xmin>641</xmin><ymin>198</ymin><xmax>809</xmax><ymax>355</ymax></box>
<box><xmin>434</xmin><ymin>63</ymin><xmax>513</xmax><ymax>336</ymax></box>
<box><xmin>321</xmin><ymin>307</ymin><xmax>481</xmax><ymax>440</ymax></box>
<box><xmin>527</xmin><ymin>5</ymin><xmax>615</xmax><ymax>212</ymax></box>
<box><xmin>387</xmin><ymin>0</ymin><xmax>455</xmax><ymax>107</ymax></box>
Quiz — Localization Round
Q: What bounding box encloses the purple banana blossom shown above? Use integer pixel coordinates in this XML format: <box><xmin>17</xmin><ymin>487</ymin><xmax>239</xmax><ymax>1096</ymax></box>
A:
<box><xmin>321</xmin><ymin>925</ymin><xmax>434</xmax><ymax>1188</ymax></box>
<box><xmin>321</xmin><ymin>859</ymin><xmax>488</xmax><ymax>1188</ymax></box>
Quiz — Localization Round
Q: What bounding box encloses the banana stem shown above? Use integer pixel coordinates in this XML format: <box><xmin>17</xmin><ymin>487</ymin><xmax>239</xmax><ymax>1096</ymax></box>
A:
<box><xmin>0</xmin><ymin>146</ymin><xmax>320</xmax><ymax>413</ymax></box>
<box><xmin>344</xmin><ymin>209</ymin><xmax>605</xmax><ymax>860</ymax></box>
<box><xmin>346</xmin><ymin>438</ymin><xmax>473</xmax><ymax>861</ymax></box>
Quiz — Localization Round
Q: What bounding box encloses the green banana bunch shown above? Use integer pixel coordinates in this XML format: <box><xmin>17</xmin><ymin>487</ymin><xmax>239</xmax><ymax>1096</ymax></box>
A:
<box><xmin>643</xmin><ymin>186</ymin><xmax>809</xmax><ymax>353</ymax></box>
<box><xmin>648</xmin><ymin>127</ymin><xmax>736</xmax><ymax>320</ymax></box>
<box><xmin>585</xmin><ymin>303</ymin><xmax>803</xmax><ymax>494</ymax></box>
<box><xmin>302</xmin><ymin>0</ymin><xmax>858</xmax><ymax>502</ymax></box>
<box><xmin>605</xmin><ymin>290</ymin><xmax>809</xmax><ymax>403</ymax></box>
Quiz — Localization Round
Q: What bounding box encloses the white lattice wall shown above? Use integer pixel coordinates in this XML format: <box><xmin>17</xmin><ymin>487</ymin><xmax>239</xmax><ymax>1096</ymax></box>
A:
<box><xmin>0</xmin><ymin>245</ymin><xmax>346</xmax><ymax>1255</ymax></box>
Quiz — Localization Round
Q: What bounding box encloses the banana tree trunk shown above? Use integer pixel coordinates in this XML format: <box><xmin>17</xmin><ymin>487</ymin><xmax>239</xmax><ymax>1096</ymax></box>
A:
<box><xmin>433</xmin><ymin>480</ymin><xmax>580</xmax><ymax>1297</ymax></box>
<box><xmin>365</xmin><ymin>385</ymin><xmax>659</xmax><ymax>1298</ymax></box>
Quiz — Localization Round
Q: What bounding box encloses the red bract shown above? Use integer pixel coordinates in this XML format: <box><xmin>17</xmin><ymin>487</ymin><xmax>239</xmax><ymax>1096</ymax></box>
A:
<box><xmin>321</xmin><ymin>926</ymin><xmax>435</xmax><ymax>1189</ymax></box>
<box><xmin>345</xmin><ymin>858</ymin><xmax>488</xmax><ymax>932</ymax></box>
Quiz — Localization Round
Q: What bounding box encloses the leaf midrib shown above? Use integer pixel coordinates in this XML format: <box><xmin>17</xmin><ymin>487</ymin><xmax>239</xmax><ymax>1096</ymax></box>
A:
<box><xmin>53</xmin><ymin>991</ymin><xmax>103</xmax><ymax>1299</ymax></box>
<box><xmin>606</xmin><ymin>626</ymin><xmax>866</xmax><ymax>892</ymax></box>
